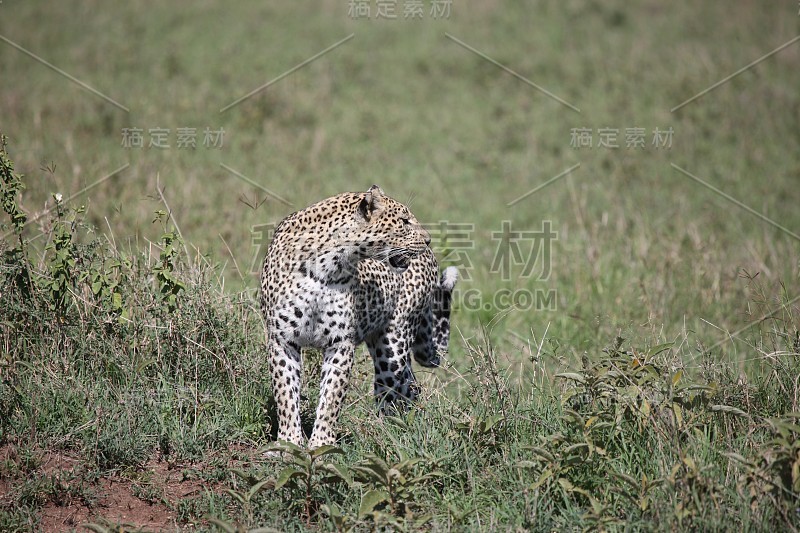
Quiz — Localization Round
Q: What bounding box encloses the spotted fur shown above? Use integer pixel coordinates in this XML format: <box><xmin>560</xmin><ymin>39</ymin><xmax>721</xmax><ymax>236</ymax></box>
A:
<box><xmin>260</xmin><ymin>185</ymin><xmax>457</xmax><ymax>448</ymax></box>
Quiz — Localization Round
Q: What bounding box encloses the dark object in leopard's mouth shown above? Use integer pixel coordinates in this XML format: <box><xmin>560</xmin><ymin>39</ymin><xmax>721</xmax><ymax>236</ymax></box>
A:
<box><xmin>389</xmin><ymin>253</ymin><xmax>411</xmax><ymax>270</ymax></box>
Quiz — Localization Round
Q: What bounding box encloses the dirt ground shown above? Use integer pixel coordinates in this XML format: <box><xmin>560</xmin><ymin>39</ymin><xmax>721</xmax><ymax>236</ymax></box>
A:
<box><xmin>0</xmin><ymin>445</ymin><xmax>243</xmax><ymax>532</ymax></box>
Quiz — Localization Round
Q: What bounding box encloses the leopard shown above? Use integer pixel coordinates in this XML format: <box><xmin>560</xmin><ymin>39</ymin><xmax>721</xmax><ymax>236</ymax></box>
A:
<box><xmin>260</xmin><ymin>185</ymin><xmax>458</xmax><ymax>449</ymax></box>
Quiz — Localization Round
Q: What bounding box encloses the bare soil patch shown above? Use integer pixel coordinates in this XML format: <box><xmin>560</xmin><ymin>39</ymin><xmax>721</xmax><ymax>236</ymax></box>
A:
<box><xmin>0</xmin><ymin>445</ymin><xmax>256</xmax><ymax>532</ymax></box>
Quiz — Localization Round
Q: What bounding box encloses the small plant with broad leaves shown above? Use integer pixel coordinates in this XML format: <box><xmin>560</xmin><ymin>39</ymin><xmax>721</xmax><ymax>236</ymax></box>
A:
<box><xmin>152</xmin><ymin>210</ymin><xmax>186</xmax><ymax>311</ymax></box>
<box><xmin>43</xmin><ymin>195</ymin><xmax>81</xmax><ymax>314</ymax></box>
<box><xmin>1</xmin><ymin>138</ymin><xmax>132</xmax><ymax>321</ymax></box>
<box><xmin>215</xmin><ymin>467</ymin><xmax>278</xmax><ymax>531</ymax></box>
<box><xmin>517</xmin><ymin>408</ymin><xmax>625</xmax><ymax>530</ymax></box>
<box><xmin>725</xmin><ymin>412</ymin><xmax>800</xmax><ymax>525</ymax></box>
<box><xmin>80</xmin><ymin>248</ymin><xmax>130</xmax><ymax>320</ymax></box>
<box><xmin>760</xmin><ymin>414</ymin><xmax>800</xmax><ymax>498</ymax></box>
<box><xmin>667</xmin><ymin>455</ymin><xmax>727</xmax><ymax>529</ymax></box>
<box><xmin>351</xmin><ymin>449</ymin><xmax>442</xmax><ymax>529</ymax></box>
<box><xmin>454</xmin><ymin>412</ymin><xmax>505</xmax><ymax>447</ymax></box>
<box><xmin>0</xmin><ymin>134</ymin><xmax>31</xmax><ymax>296</ymax></box>
<box><xmin>265</xmin><ymin>441</ymin><xmax>352</xmax><ymax>525</ymax></box>
<box><xmin>609</xmin><ymin>470</ymin><xmax>664</xmax><ymax>515</ymax></box>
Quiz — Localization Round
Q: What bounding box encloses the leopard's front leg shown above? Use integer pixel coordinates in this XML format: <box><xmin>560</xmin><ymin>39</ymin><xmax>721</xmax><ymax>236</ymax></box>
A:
<box><xmin>268</xmin><ymin>338</ymin><xmax>305</xmax><ymax>446</ymax></box>
<box><xmin>307</xmin><ymin>341</ymin><xmax>356</xmax><ymax>448</ymax></box>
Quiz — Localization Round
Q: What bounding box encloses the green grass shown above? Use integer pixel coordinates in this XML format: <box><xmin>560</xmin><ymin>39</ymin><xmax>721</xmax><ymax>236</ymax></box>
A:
<box><xmin>3</xmin><ymin>0</ymin><xmax>798</xmax><ymax>349</ymax></box>
<box><xmin>1</xmin><ymin>231</ymin><xmax>798</xmax><ymax>530</ymax></box>
<box><xmin>1</xmin><ymin>0</ymin><xmax>800</xmax><ymax>530</ymax></box>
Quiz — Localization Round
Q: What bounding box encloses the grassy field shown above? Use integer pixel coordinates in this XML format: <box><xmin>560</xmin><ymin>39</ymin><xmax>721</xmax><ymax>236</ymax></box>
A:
<box><xmin>1</xmin><ymin>0</ymin><xmax>800</xmax><ymax>531</ymax></box>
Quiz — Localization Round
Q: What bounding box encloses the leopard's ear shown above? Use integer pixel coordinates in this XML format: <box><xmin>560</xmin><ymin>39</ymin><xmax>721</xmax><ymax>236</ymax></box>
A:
<box><xmin>359</xmin><ymin>185</ymin><xmax>385</xmax><ymax>221</ymax></box>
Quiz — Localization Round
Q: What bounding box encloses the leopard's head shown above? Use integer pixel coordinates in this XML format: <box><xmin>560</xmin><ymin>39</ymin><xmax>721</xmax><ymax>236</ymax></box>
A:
<box><xmin>349</xmin><ymin>185</ymin><xmax>430</xmax><ymax>271</ymax></box>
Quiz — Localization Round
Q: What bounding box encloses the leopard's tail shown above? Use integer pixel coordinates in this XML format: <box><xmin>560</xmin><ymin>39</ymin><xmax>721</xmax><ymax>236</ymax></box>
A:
<box><xmin>433</xmin><ymin>266</ymin><xmax>458</xmax><ymax>355</ymax></box>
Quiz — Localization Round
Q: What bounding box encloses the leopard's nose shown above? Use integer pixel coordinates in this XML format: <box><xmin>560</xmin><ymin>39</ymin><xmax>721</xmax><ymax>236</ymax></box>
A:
<box><xmin>420</xmin><ymin>227</ymin><xmax>431</xmax><ymax>246</ymax></box>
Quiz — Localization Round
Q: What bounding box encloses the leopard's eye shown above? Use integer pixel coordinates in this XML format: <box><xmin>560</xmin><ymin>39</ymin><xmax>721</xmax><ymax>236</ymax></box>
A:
<box><xmin>401</xmin><ymin>218</ymin><xmax>410</xmax><ymax>225</ymax></box>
